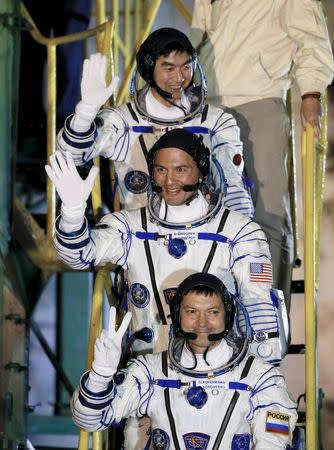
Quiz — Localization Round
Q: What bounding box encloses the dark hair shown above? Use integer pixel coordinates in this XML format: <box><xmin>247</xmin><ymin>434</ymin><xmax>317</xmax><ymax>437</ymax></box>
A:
<box><xmin>180</xmin><ymin>285</ymin><xmax>224</xmax><ymax>302</ymax></box>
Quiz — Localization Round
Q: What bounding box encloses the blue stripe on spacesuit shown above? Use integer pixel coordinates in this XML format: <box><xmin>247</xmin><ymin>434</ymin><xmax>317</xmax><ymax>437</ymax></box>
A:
<box><xmin>56</xmin><ymin>234</ymin><xmax>91</xmax><ymax>249</ymax></box>
<box><xmin>78</xmin><ymin>392</ymin><xmax>113</xmax><ymax>410</ymax></box>
<box><xmin>64</xmin><ymin>114</ymin><xmax>97</xmax><ymax>138</ymax></box>
<box><xmin>80</xmin><ymin>372</ymin><xmax>114</xmax><ymax>399</ymax></box>
<box><xmin>211</xmin><ymin>140</ymin><xmax>231</xmax><ymax>151</ymax></box>
<box><xmin>135</xmin><ymin>231</ymin><xmax>159</xmax><ymax>240</ymax></box>
<box><xmin>211</xmin><ymin>111</ymin><xmax>234</xmax><ymax>132</ymax></box>
<box><xmin>246</xmin><ymin>367</ymin><xmax>296</xmax><ymax>420</ymax></box>
<box><xmin>79</xmin><ymin>250</ymin><xmax>96</xmax><ymax>271</ymax></box>
<box><xmin>82</xmin><ymin>147</ymin><xmax>95</xmax><ymax>162</ymax></box>
<box><xmin>224</xmin><ymin>197</ymin><xmax>252</xmax><ymax>207</ymax></box>
<box><xmin>131</xmin><ymin>126</ymin><xmax>154</xmax><ymax>133</ymax></box>
<box><xmin>135</xmin><ymin>231</ymin><xmax>231</xmax><ymax>244</ymax></box>
<box><xmin>156</xmin><ymin>379</ymin><xmax>183</xmax><ymax>388</ymax></box>
<box><xmin>111</xmin><ymin>214</ymin><xmax>132</xmax><ymax>266</ymax></box>
<box><xmin>62</xmin><ymin>131</ymin><xmax>95</xmax><ymax>149</ymax></box>
<box><xmin>55</xmin><ymin>216</ymin><xmax>88</xmax><ymax>239</ymax></box>
<box><xmin>233</xmin><ymin>219</ymin><xmax>257</xmax><ymax>236</ymax></box>
<box><xmin>232</xmin><ymin>254</ymin><xmax>270</xmax><ymax>271</ymax></box>
<box><xmin>197</xmin><ymin>233</ymin><xmax>229</xmax><ymax>243</ymax></box>
<box><xmin>114</xmin><ymin>126</ymin><xmax>130</xmax><ymax>161</ymax></box>
<box><xmin>228</xmin><ymin>382</ymin><xmax>251</xmax><ymax>391</ymax></box>
<box><xmin>131</xmin><ymin>358</ymin><xmax>155</xmax><ymax>416</ymax></box>
<box><xmin>250</xmin><ymin>401</ymin><xmax>297</xmax><ymax>419</ymax></box>
<box><xmin>182</xmin><ymin>126</ymin><xmax>210</xmax><ymax>134</ymax></box>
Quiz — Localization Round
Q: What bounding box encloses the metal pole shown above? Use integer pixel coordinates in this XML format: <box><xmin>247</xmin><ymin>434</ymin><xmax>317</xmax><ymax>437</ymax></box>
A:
<box><xmin>303</xmin><ymin>124</ymin><xmax>318</xmax><ymax>450</ymax></box>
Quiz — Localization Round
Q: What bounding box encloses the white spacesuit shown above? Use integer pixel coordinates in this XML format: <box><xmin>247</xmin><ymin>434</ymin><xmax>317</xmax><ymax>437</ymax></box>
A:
<box><xmin>71</xmin><ymin>273</ymin><xmax>297</xmax><ymax>449</ymax></box>
<box><xmin>56</xmin><ymin>28</ymin><xmax>253</xmax><ymax>216</ymax></box>
<box><xmin>48</xmin><ymin>129</ymin><xmax>287</xmax><ymax>363</ymax></box>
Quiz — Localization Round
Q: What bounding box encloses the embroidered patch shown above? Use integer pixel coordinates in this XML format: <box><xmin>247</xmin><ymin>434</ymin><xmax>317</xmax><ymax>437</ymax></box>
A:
<box><xmin>231</xmin><ymin>433</ymin><xmax>251</xmax><ymax>450</ymax></box>
<box><xmin>265</xmin><ymin>410</ymin><xmax>290</xmax><ymax>435</ymax></box>
<box><xmin>168</xmin><ymin>238</ymin><xmax>187</xmax><ymax>259</ymax></box>
<box><xmin>249</xmin><ymin>262</ymin><xmax>273</xmax><ymax>283</ymax></box>
<box><xmin>183</xmin><ymin>432</ymin><xmax>210</xmax><ymax>450</ymax></box>
<box><xmin>152</xmin><ymin>428</ymin><xmax>170</xmax><ymax>449</ymax></box>
<box><xmin>129</xmin><ymin>283</ymin><xmax>150</xmax><ymax>308</ymax></box>
<box><xmin>124</xmin><ymin>170</ymin><xmax>150</xmax><ymax>194</ymax></box>
<box><xmin>163</xmin><ymin>287</ymin><xmax>177</xmax><ymax>304</ymax></box>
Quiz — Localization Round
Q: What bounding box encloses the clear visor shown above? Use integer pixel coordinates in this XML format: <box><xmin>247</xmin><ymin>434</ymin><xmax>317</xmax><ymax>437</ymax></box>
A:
<box><xmin>130</xmin><ymin>62</ymin><xmax>207</xmax><ymax>125</ymax></box>
<box><xmin>147</xmin><ymin>155</ymin><xmax>227</xmax><ymax>230</ymax></box>
<box><xmin>168</xmin><ymin>281</ymin><xmax>252</xmax><ymax>378</ymax></box>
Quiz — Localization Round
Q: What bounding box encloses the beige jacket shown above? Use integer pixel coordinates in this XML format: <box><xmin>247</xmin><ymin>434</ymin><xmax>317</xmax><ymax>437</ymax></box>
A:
<box><xmin>191</xmin><ymin>0</ymin><xmax>334</xmax><ymax>107</ymax></box>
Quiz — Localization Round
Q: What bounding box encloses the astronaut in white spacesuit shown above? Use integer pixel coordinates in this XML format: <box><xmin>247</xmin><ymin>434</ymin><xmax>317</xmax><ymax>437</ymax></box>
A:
<box><xmin>46</xmin><ymin>128</ymin><xmax>288</xmax><ymax>363</ymax></box>
<box><xmin>71</xmin><ymin>272</ymin><xmax>297</xmax><ymax>449</ymax></box>
<box><xmin>56</xmin><ymin>27</ymin><xmax>253</xmax><ymax>216</ymax></box>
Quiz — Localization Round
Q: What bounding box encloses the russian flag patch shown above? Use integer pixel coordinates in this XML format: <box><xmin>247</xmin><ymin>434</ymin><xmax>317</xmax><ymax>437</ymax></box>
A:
<box><xmin>249</xmin><ymin>262</ymin><xmax>273</xmax><ymax>283</ymax></box>
<box><xmin>265</xmin><ymin>410</ymin><xmax>290</xmax><ymax>435</ymax></box>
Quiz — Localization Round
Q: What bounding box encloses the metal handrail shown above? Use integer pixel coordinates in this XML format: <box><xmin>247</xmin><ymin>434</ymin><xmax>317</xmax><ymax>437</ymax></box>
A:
<box><xmin>116</xmin><ymin>0</ymin><xmax>162</xmax><ymax>105</ymax></box>
<box><xmin>78</xmin><ymin>268</ymin><xmax>109</xmax><ymax>450</ymax></box>
<box><xmin>303</xmin><ymin>123</ymin><xmax>317</xmax><ymax>450</ymax></box>
<box><xmin>20</xmin><ymin>3</ymin><xmax>114</xmax><ymax>245</ymax></box>
<box><xmin>315</xmin><ymin>95</ymin><xmax>328</xmax><ymax>288</ymax></box>
<box><xmin>302</xmin><ymin>90</ymin><xmax>328</xmax><ymax>450</ymax></box>
<box><xmin>171</xmin><ymin>0</ymin><xmax>192</xmax><ymax>24</ymax></box>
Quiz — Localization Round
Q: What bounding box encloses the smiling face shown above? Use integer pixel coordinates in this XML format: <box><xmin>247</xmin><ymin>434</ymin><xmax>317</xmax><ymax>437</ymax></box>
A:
<box><xmin>180</xmin><ymin>290</ymin><xmax>226</xmax><ymax>354</ymax></box>
<box><xmin>153</xmin><ymin>147</ymin><xmax>201</xmax><ymax>206</ymax></box>
<box><xmin>152</xmin><ymin>50</ymin><xmax>193</xmax><ymax>106</ymax></box>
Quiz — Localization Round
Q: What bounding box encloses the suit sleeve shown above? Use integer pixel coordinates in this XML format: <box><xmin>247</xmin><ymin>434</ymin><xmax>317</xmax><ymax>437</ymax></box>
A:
<box><xmin>54</xmin><ymin>211</ymin><xmax>132</xmax><ymax>270</ymax></box>
<box><xmin>247</xmin><ymin>361</ymin><xmax>297</xmax><ymax>449</ymax></box>
<box><xmin>225</xmin><ymin>211</ymin><xmax>283</xmax><ymax>361</ymax></box>
<box><xmin>56</xmin><ymin>106</ymin><xmax>135</xmax><ymax>165</ymax></box>
<box><xmin>284</xmin><ymin>0</ymin><xmax>334</xmax><ymax>94</ymax></box>
<box><xmin>207</xmin><ymin>107</ymin><xmax>254</xmax><ymax>217</ymax></box>
<box><xmin>71</xmin><ymin>356</ymin><xmax>155</xmax><ymax>432</ymax></box>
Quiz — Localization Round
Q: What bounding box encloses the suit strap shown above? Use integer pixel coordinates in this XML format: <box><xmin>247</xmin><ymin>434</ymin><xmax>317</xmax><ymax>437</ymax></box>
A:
<box><xmin>202</xmin><ymin>209</ymin><xmax>230</xmax><ymax>273</ymax></box>
<box><xmin>140</xmin><ymin>207</ymin><xmax>167</xmax><ymax>324</ymax></box>
<box><xmin>126</xmin><ymin>102</ymin><xmax>139</xmax><ymax>122</ymax></box>
<box><xmin>212</xmin><ymin>356</ymin><xmax>255</xmax><ymax>449</ymax></box>
<box><xmin>161</xmin><ymin>351</ymin><xmax>181</xmax><ymax>450</ymax></box>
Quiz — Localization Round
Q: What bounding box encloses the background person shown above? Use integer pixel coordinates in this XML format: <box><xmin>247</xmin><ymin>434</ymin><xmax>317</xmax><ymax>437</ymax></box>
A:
<box><xmin>191</xmin><ymin>0</ymin><xmax>334</xmax><ymax>307</ymax></box>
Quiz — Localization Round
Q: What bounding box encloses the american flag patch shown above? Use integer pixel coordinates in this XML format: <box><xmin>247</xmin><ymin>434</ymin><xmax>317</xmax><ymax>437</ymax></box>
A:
<box><xmin>249</xmin><ymin>262</ymin><xmax>272</xmax><ymax>283</ymax></box>
<box><xmin>265</xmin><ymin>411</ymin><xmax>290</xmax><ymax>436</ymax></box>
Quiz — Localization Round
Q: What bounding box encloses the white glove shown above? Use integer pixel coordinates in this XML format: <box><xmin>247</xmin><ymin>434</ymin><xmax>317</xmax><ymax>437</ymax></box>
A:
<box><xmin>45</xmin><ymin>151</ymin><xmax>99</xmax><ymax>209</ymax></box>
<box><xmin>81</xmin><ymin>53</ymin><xmax>119</xmax><ymax>107</ymax></box>
<box><xmin>71</xmin><ymin>53</ymin><xmax>119</xmax><ymax>132</ymax></box>
<box><xmin>91</xmin><ymin>307</ymin><xmax>132</xmax><ymax>380</ymax></box>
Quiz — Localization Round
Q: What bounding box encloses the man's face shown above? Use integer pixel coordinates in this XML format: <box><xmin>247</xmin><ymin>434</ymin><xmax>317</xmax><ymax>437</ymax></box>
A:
<box><xmin>152</xmin><ymin>51</ymin><xmax>193</xmax><ymax>106</ymax></box>
<box><xmin>180</xmin><ymin>291</ymin><xmax>226</xmax><ymax>354</ymax></box>
<box><xmin>153</xmin><ymin>147</ymin><xmax>201</xmax><ymax>206</ymax></box>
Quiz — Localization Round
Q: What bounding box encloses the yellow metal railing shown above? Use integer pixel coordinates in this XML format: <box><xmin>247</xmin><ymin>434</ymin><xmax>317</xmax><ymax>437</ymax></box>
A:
<box><xmin>79</xmin><ymin>269</ymin><xmax>112</xmax><ymax>450</ymax></box>
<box><xmin>19</xmin><ymin>0</ymin><xmax>192</xmax><ymax>253</ymax></box>
<box><xmin>116</xmin><ymin>0</ymin><xmax>162</xmax><ymax>105</ymax></box>
<box><xmin>91</xmin><ymin>19</ymin><xmax>115</xmax><ymax>220</ymax></box>
<box><xmin>20</xmin><ymin>3</ymin><xmax>114</xmax><ymax>246</ymax></box>
<box><xmin>302</xmin><ymin>93</ymin><xmax>328</xmax><ymax>449</ymax></box>
<box><xmin>302</xmin><ymin>123</ymin><xmax>317</xmax><ymax>450</ymax></box>
<box><xmin>315</xmin><ymin>95</ymin><xmax>328</xmax><ymax>287</ymax></box>
<box><xmin>172</xmin><ymin>0</ymin><xmax>192</xmax><ymax>24</ymax></box>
